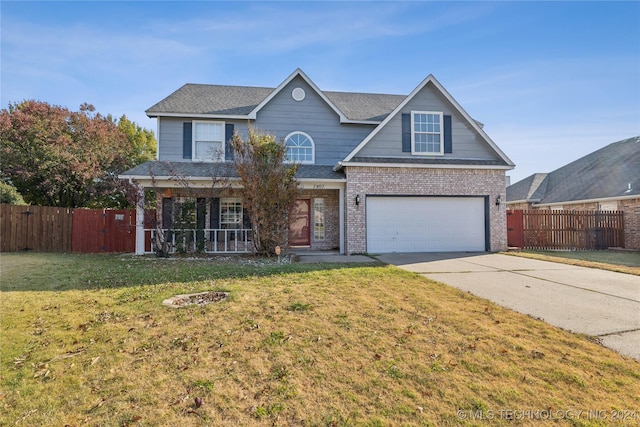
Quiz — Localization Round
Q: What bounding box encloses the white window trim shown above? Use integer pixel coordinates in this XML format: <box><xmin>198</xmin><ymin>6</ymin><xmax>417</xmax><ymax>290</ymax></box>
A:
<box><xmin>193</xmin><ymin>120</ymin><xmax>225</xmax><ymax>162</ymax></box>
<box><xmin>313</xmin><ymin>198</ymin><xmax>325</xmax><ymax>241</ymax></box>
<box><xmin>284</xmin><ymin>131</ymin><xmax>315</xmax><ymax>164</ymax></box>
<box><xmin>411</xmin><ymin>111</ymin><xmax>444</xmax><ymax>156</ymax></box>
<box><xmin>220</xmin><ymin>197</ymin><xmax>243</xmax><ymax>229</ymax></box>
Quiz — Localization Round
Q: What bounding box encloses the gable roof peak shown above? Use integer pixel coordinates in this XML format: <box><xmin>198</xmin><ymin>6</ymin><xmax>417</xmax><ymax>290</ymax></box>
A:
<box><xmin>340</xmin><ymin>73</ymin><xmax>515</xmax><ymax>167</ymax></box>
<box><xmin>248</xmin><ymin>68</ymin><xmax>349</xmax><ymax>122</ymax></box>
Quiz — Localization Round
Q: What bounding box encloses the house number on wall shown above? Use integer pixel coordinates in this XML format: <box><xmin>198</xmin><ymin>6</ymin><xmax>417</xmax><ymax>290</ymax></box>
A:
<box><xmin>312</xmin><ymin>185</ymin><xmax>325</xmax><ymax>189</ymax></box>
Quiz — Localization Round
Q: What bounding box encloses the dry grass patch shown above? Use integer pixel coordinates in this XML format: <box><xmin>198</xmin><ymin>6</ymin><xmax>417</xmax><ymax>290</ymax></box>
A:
<box><xmin>506</xmin><ymin>250</ymin><xmax>640</xmax><ymax>276</ymax></box>
<box><xmin>1</xmin><ymin>254</ymin><xmax>639</xmax><ymax>426</ymax></box>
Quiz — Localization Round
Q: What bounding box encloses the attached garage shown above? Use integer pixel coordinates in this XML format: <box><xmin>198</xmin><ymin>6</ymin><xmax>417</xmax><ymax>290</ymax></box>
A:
<box><xmin>366</xmin><ymin>196</ymin><xmax>488</xmax><ymax>253</ymax></box>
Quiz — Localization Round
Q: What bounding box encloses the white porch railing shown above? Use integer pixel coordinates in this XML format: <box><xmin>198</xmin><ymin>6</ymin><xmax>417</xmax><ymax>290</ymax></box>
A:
<box><xmin>145</xmin><ymin>228</ymin><xmax>253</xmax><ymax>254</ymax></box>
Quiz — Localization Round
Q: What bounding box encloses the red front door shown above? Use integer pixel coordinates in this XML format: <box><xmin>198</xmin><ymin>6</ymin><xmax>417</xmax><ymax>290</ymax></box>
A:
<box><xmin>289</xmin><ymin>199</ymin><xmax>311</xmax><ymax>246</ymax></box>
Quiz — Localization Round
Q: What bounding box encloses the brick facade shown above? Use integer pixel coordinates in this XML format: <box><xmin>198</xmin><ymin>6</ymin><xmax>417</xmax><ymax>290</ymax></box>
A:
<box><xmin>344</xmin><ymin>166</ymin><xmax>507</xmax><ymax>255</ymax></box>
<box><xmin>620</xmin><ymin>198</ymin><xmax>640</xmax><ymax>249</ymax></box>
<box><xmin>507</xmin><ymin>201</ymin><xmax>530</xmax><ymax>210</ymax></box>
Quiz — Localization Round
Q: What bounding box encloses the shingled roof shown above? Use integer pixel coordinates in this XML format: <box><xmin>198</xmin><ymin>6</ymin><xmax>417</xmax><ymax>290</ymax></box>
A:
<box><xmin>146</xmin><ymin>84</ymin><xmax>273</xmax><ymax>117</ymax></box>
<box><xmin>121</xmin><ymin>161</ymin><xmax>345</xmax><ymax>181</ymax></box>
<box><xmin>507</xmin><ymin>136</ymin><xmax>640</xmax><ymax>204</ymax></box>
<box><xmin>506</xmin><ymin>173</ymin><xmax>548</xmax><ymax>202</ymax></box>
<box><xmin>146</xmin><ymin>83</ymin><xmax>405</xmax><ymax>122</ymax></box>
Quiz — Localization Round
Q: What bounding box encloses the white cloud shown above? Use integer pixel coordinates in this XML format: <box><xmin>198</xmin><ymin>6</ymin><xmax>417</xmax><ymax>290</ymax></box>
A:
<box><xmin>140</xmin><ymin>2</ymin><xmax>494</xmax><ymax>54</ymax></box>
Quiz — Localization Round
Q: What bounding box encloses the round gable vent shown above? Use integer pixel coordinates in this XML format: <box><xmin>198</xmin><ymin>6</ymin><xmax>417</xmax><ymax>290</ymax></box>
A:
<box><xmin>292</xmin><ymin>87</ymin><xmax>305</xmax><ymax>101</ymax></box>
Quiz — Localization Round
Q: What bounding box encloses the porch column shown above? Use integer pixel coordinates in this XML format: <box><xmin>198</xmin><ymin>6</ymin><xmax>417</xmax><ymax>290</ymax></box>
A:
<box><xmin>135</xmin><ymin>185</ymin><xmax>145</xmax><ymax>255</ymax></box>
<box><xmin>339</xmin><ymin>186</ymin><xmax>345</xmax><ymax>254</ymax></box>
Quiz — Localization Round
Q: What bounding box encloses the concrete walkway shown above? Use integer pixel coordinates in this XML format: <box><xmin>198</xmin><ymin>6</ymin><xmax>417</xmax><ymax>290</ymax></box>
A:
<box><xmin>295</xmin><ymin>252</ymin><xmax>378</xmax><ymax>264</ymax></box>
<box><xmin>376</xmin><ymin>252</ymin><xmax>640</xmax><ymax>360</ymax></box>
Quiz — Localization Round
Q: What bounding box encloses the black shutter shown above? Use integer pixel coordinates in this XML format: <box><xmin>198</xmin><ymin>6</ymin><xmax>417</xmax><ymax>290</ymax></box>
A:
<box><xmin>225</xmin><ymin>123</ymin><xmax>235</xmax><ymax>161</ymax></box>
<box><xmin>443</xmin><ymin>115</ymin><xmax>452</xmax><ymax>154</ymax></box>
<box><xmin>183</xmin><ymin>122</ymin><xmax>192</xmax><ymax>159</ymax></box>
<box><xmin>401</xmin><ymin>113</ymin><xmax>411</xmax><ymax>153</ymax></box>
<box><xmin>242</xmin><ymin>207</ymin><xmax>251</xmax><ymax>229</ymax></box>
<box><xmin>210</xmin><ymin>198</ymin><xmax>220</xmax><ymax>229</ymax></box>
<box><xmin>196</xmin><ymin>198</ymin><xmax>206</xmax><ymax>229</ymax></box>
<box><xmin>162</xmin><ymin>198</ymin><xmax>173</xmax><ymax>229</ymax></box>
<box><xmin>196</xmin><ymin>198</ymin><xmax>206</xmax><ymax>245</ymax></box>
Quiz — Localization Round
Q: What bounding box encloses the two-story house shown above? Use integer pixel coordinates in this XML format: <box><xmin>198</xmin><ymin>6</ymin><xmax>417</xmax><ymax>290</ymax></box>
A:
<box><xmin>120</xmin><ymin>69</ymin><xmax>514</xmax><ymax>255</ymax></box>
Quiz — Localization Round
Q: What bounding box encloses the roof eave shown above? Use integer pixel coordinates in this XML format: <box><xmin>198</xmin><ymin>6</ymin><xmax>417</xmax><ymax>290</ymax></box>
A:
<box><xmin>339</xmin><ymin>161</ymin><xmax>514</xmax><ymax>170</ymax></box>
<box><xmin>147</xmin><ymin>112</ymin><xmax>381</xmax><ymax>125</ymax></box>
<box><xmin>297</xmin><ymin>177</ymin><xmax>346</xmax><ymax>184</ymax></box>
<box><xmin>340</xmin><ymin>119</ymin><xmax>382</xmax><ymax>125</ymax></box>
<box><xmin>146</xmin><ymin>112</ymin><xmax>251</xmax><ymax>120</ymax></box>
<box><xmin>533</xmin><ymin>193</ymin><xmax>640</xmax><ymax>207</ymax></box>
<box><xmin>505</xmin><ymin>199</ymin><xmax>540</xmax><ymax>204</ymax></box>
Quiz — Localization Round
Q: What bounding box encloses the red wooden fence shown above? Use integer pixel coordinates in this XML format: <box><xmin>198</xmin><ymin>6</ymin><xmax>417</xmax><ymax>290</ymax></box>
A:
<box><xmin>72</xmin><ymin>209</ymin><xmax>136</xmax><ymax>253</ymax></box>
<box><xmin>506</xmin><ymin>209</ymin><xmax>524</xmax><ymax>248</ymax></box>
<box><xmin>1</xmin><ymin>205</ymin><xmax>141</xmax><ymax>253</ymax></box>
<box><xmin>507</xmin><ymin>210</ymin><xmax>624</xmax><ymax>250</ymax></box>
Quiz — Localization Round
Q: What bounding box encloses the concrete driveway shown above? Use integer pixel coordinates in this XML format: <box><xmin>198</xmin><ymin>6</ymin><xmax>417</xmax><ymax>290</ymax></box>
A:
<box><xmin>376</xmin><ymin>252</ymin><xmax>640</xmax><ymax>360</ymax></box>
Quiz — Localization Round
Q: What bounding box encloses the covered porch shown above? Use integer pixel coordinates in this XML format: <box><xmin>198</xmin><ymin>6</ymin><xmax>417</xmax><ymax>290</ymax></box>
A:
<box><xmin>125</xmin><ymin>164</ymin><xmax>346</xmax><ymax>255</ymax></box>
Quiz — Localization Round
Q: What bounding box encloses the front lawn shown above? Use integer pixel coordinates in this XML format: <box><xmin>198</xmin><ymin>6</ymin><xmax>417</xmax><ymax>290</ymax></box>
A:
<box><xmin>1</xmin><ymin>253</ymin><xmax>638</xmax><ymax>426</ymax></box>
<box><xmin>507</xmin><ymin>250</ymin><xmax>640</xmax><ymax>276</ymax></box>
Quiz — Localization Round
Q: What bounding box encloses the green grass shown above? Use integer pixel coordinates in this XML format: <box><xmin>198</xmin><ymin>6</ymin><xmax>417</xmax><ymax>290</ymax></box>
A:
<box><xmin>1</xmin><ymin>253</ymin><xmax>639</xmax><ymax>426</ymax></box>
<box><xmin>0</xmin><ymin>253</ymin><xmax>361</xmax><ymax>292</ymax></box>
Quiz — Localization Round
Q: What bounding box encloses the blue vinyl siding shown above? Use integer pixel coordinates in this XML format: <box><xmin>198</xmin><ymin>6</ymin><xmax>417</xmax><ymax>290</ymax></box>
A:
<box><xmin>357</xmin><ymin>82</ymin><xmax>497</xmax><ymax>160</ymax></box>
<box><xmin>156</xmin><ymin>79</ymin><xmax>375</xmax><ymax>165</ymax></box>
<box><xmin>253</xmin><ymin>76</ymin><xmax>374</xmax><ymax>165</ymax></box>
<box><xmin>159</xmin><ymin>118</ymin><xmax>249</xmax><ymax>162</ymax></box>
<box><xmin>155</xmin><ymin>78</ymin><xmax>497</xmax><ymax>165</ymax></box>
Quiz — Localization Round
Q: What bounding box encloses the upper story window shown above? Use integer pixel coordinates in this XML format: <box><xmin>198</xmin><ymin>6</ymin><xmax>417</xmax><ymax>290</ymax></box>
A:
<box><xmin>411</xmin><ymin>111</ymin><xmax>443</xmax><ymax>155</ymax></box>
<box><xmin>284</xmin><ymin>132</ymin><xmax>314</xmax><ymax>164</ymax></box>
<box><xmin>194</xmin><ymin>121</ymin><xmax>224</xmax><ymax>161</ymax></box>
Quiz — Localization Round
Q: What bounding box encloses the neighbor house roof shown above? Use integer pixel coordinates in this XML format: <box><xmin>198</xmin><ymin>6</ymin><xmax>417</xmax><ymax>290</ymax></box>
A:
<box><xmin>507</xmin><ymin>136</ymin><xmax>640</xmax><ymax>205</ymax></box>
<box><xmin>506</xmin><ymin>173</ymin><xmax>548</xmax><ymax>202</ymax></box>
<box><xmin>146</xmin><ymin>69</ymin><xmax>405</xmax><ymax>123</ymax></box>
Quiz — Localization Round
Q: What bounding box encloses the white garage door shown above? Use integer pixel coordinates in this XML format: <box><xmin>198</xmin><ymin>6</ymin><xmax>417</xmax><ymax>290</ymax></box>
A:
<box><xmin>366</xmin><ymin>197</ymin><xmax>486</xmax><ymax>253</ymax></box>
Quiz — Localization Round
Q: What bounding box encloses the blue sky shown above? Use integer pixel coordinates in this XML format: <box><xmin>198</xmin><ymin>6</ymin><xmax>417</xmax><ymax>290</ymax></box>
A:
<box><xmin>2</xmin><ymin>1</ymin><xmax>639</xmax><ymax>183</ymax></box>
